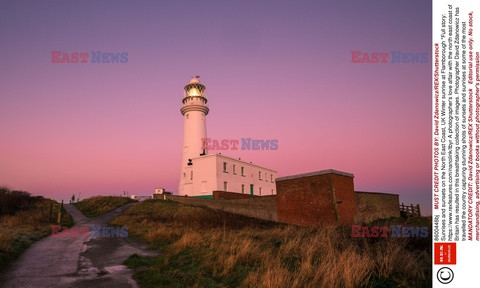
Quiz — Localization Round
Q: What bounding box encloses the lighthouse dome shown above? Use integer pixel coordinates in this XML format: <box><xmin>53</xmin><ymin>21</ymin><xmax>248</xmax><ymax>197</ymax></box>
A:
<box><xmin>189</xmin><ymin>76</ymin><xmax>200</xmax><ymax>84</ymax></box>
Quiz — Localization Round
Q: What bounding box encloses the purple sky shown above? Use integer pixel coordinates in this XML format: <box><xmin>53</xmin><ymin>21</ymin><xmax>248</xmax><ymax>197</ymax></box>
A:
<box><xmin>0</xmin><ymin>0</ymin><xmax>432</xmax><ymax>214</ymax></box>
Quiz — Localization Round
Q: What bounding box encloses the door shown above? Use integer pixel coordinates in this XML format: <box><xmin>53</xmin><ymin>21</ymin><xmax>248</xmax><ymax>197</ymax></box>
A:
<box><xmin>184</xmin><ymin>183</ymin><xmax>192</xmax><ymax>196</ymax></box>
<box><xmin>250</xmin><ymin>184</ymin><xmax>254</xmax><ymax>195</ymax></box>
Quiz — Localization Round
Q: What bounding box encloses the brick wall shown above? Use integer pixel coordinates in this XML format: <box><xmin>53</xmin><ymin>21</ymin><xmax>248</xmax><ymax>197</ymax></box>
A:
<box><xmin>332</xmin><ymin>173</ymin><xmax>357</xmax><ymax>225</ymax></box>
<box><xmin>354</xmin><ymin>191</ymin><xmax>400</xmax><ymax>223</ymax></box>
<box><xmin>276</xmin><ymin>170</ymin><xmax>356</xmax><ymax>226</ymax></box>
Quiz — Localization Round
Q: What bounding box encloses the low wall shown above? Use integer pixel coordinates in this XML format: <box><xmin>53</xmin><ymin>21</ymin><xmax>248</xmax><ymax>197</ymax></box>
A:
<box><xmin>355</xmin><ymin>191</ymin><xmax>400</xmax><ymax>223</ymax></box>
<box><xmin>213</xmin><ymin>190</ymin><xmax>256</xmax><ymax>199</ymax></box>
<box><xmin>153</xmin><ymin>182</ymin><xmax>401</xmax><ymax>225</ymax></box>
<box><xmin>157</xmin><ymin>193</ymin><xmax>277</xmax><ymax>222</ymax></box>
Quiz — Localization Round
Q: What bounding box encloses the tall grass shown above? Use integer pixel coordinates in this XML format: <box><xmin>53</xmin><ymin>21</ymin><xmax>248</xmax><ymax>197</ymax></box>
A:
<box><xmin>113</xmin><ymin>200</ymin><xmax>431</xmax><ymax>288</ymax></box>
<box><xmin>73</xmin><ymin>196</ymin><xmax>136</xmax><ymax>218</ymax></box>
<box><xmin>0</xmin><ymin>187</ymin><xmax>73</xmax><ymax>271</ymax></box>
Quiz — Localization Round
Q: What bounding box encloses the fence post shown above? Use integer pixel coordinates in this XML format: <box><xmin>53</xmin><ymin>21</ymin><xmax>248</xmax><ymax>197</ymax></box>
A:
<box><xmin>49</xmin><ymin>203</ymin><xmax>53</xmax><ymax>222</ymax></box>
<box><xmin>57</xmin><ymin>200</ymin><xmax>63</xmax><ymax>224</ymax></box>
<box><xmin>416</xmin><ymin>204</ymin><xmax>421</xmax><ymax>217</ymax></box>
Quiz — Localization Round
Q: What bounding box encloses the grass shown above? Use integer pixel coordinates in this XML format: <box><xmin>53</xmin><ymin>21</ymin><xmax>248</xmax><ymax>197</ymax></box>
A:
<box><xmin>73</xmin><ymin>196</ymin><xmax>136</xmax><ymax>218</ymax></box>
<box><xmin>111</xmin><ymin>200</ymin><xmax>431</xmax><ymax>288</ymax></box>
<box><xmin>0</xmin><ymin>187</ymin><xmax>73</xmax><ymax>272</ymax></box>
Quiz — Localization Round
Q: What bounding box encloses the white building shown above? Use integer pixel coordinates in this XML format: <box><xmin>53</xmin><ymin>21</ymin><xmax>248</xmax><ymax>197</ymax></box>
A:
<box><xmin>178</xmin><ymin>76</ymin><xmax>277</xmax><ymax>197</ymax></box>
<box><xmin>130</xmin><ymin>195</ymin><xmax>153</xmax><ymax>201</ymax></box>
<box><xmin>154</xmin><ymin>188</ymin><xmax>165</xmax><ymax>194</ymax></box>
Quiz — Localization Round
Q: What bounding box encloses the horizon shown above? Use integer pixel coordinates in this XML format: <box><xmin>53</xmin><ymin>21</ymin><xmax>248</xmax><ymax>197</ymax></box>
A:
<box><xmin>0</xmin><ymin>0</ymin><xmax>432</xmax><ymax>214</ymax></box>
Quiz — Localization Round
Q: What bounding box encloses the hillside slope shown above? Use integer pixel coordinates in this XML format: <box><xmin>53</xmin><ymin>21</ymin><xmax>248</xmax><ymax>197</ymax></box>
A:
<box><xmin>111</xmin><ymin>199</ymin><xmax>431</xmax><ymax>288</ymax></box>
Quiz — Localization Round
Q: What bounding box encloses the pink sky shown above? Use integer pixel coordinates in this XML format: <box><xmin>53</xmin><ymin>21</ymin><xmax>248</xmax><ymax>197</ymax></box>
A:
<box><xmin>0</xmin><ymin>0</ymin><xmax>432</xmax><ymax>214</ymax></box>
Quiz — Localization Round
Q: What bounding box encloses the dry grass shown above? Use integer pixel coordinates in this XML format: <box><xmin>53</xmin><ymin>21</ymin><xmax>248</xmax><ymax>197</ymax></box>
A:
<box><xmin>73</xmin><ymin>196</ymin><xmax>136</xmax><ymax>218</ymax></box>
<box><xmin>115</xmin><ymin>200</ymin><xmax>431</xmax><ymax>288</ymax></box>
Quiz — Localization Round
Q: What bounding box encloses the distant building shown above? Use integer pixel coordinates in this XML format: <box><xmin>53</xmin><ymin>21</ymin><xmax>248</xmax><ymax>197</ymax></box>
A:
<box><xmin>130</xmin><ymin>195</ymin><xmax>153</xmax><ymax>201</ymax></box>
<box><xmin>178</xmin><ymin>77</ymin><xmax>277</xmax><ymax>197</ymax></box>
<box><xmin>154</xmin><ymin>188</ymin><xmax>165</xmax><ymax>194</ymax></box>
<box><xmin>154</xmin><ymin>188</ymin><xmax>172</xmax><ymax>195</ymax></box>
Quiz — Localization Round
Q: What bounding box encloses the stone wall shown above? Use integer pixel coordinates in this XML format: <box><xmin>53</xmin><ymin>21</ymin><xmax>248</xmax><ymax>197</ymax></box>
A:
<box><xmin>354</xmin><ymin>191</ymin><xmax>400</xmax><ymax>223</ymax></box>
<box><xmin>212</xmin><ymin>190</ymin><xmax>256</xmax><ymax>199</ymax></box>
<box><xmin>158</xmin><ymin>193</ymin><xmax>277</xmax><ymax>222</ymax></box>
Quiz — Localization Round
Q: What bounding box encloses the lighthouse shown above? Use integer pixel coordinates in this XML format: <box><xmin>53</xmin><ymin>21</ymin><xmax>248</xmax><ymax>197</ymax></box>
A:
<box><xmin>178</xmin><ymin>76</ymin><xmax>277</xmax><ymax>197</ymax></box>
<box><xmin>179</xmin><ymin>76</ymin><xmax>209</xmax><ymax>195</ymax></box>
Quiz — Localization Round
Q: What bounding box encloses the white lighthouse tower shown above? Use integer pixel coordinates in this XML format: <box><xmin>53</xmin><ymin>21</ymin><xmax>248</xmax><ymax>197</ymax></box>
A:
<box><xmin>178</xmin><ymin>76</ymin><xmax>277</xmax><ymax>198</ymax></box>
<box><xmin>179</xmin><ymin>76</ymin><xmax>209</xmax><ymax>195</ymax></box>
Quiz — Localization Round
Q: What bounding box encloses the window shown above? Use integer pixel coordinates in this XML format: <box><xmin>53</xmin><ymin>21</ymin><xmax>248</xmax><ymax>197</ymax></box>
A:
<box><xmin>241</xmin><ymin>184</ymin><xmax>245</xmax><ymax>194</ymax></box>
<box><xmin>259</xmin><ymin>187</ymin><xmax>262</xmax><ymax>195</ymax></box>
<box><xmin>233</xmin><ymin>165</ymin><xmax>236</xmax><ymax>175</ymax></box>
<box><xmin>224</xmin><ymin>181</ymin><xmax>228</xmax><ymax>191</ymax></box>
<box><xmin>190</xmin><ymin>171</ymin><xmax>193</xmax><ymax>180</ymax></box>
<box><xmin>241</xmin><ymin>167</ymin><xmax>245</xmax><ymax>176</ymax></box>
<box><xmin>223</xmin><ymin>162</ymin><xmax>227</xmax><ymax>173</ymax></box>
<box><xmin>259</xmin><ymin>171</ymin><xmax>262</xmax><ymax>180</ymax></box>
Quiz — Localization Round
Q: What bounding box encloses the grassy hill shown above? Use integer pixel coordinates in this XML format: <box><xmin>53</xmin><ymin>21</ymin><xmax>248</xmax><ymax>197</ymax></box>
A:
<box><xmin>73</xmin><ymin>196</ymin><xmax>136</xmax><ymax>218</ymax></box>
<box><xmin>0</xmin><ymin>187</ymin><xmax>73</xmax><ymax>271</ymax></box>
<box><xmin>111</xmin><ymin>199</ymin><xmax>431</xmax><ymax>288</ymax></box>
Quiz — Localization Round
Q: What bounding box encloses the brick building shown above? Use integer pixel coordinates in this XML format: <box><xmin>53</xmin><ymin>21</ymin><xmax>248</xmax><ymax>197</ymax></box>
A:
<box><xmin>276</xmin><ymin>170</ymin><xmax>356</xmax><ymax>226</ymax></box>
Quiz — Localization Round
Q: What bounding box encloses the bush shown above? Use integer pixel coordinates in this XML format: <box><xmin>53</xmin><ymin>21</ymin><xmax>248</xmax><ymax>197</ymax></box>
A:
<box><xmin>0</xmin><ymin>186</ymin><xmax>43</xmax><ymax>216</ymax></box>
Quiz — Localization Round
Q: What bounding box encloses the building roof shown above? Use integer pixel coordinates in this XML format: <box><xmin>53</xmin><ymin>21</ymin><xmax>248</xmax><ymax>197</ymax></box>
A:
<box><xmin>354</xmin><ymin>191</ymin><xmax>400</xmax><ymax>196</ymax></box>
<box><xmin>276</xmin><ymin>169</ymin><xmax>354</xmax><ymax>181</ymax></box>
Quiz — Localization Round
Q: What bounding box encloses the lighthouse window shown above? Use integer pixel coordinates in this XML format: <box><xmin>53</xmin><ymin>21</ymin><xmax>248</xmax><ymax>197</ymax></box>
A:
<box><xmin>224</xmin><ymin>181</ymin><xmax>228</xmax><ymax>191</ymax></box>
<box><xmin>241</xmin><ymin>184</ymin><xmax>245</xmax><ymax>193</ymax></box>
<box><xmin>259</xmin><ymin>187</ymin><xmax>262</xmax><ymax>195</ymax></box>
<box><xmin>241</xmin><ymin>167</ymin><xmax>245</xmax><ymax>176</ymax></box>
<box><xmin>233</xmin><ymin>165</ymin><xmax>236</xmax><ymax>175</ymax></box>
<box><xmin>190</xmin><ymin>171</ymin><xmax>193</xmax><ymax>180</ymax></box>
<box><xmin>259</xmin><ymin>171</ymin><xmax>262</xmax><ymax>180</ymax></box>
<box><xmin>223</xmin><ymin>162</ymin><xmax>227</xmax><ymax>173</ymax></box>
